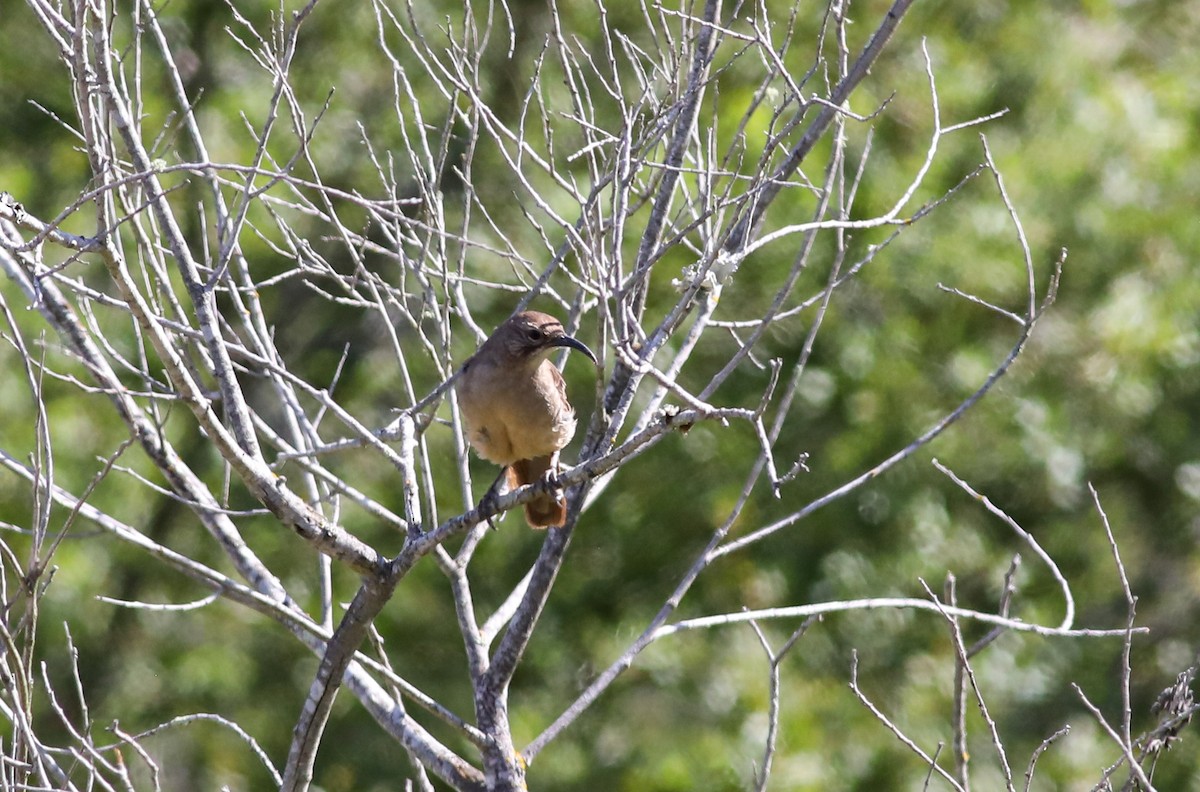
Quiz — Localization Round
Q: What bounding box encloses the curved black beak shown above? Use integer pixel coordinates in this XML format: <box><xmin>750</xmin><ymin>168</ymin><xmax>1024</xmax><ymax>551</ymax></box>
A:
<box><xmin>548</xmin><ymin>334</ymin><xmax>597</xmax><ymax>364</ymax></box>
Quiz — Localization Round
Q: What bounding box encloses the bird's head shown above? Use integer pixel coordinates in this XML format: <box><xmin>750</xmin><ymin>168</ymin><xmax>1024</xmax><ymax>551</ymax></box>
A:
<box><xmin>499</xmin><ymin>311</ymin><xmax>596</xmax><ymax>365</ymax></box>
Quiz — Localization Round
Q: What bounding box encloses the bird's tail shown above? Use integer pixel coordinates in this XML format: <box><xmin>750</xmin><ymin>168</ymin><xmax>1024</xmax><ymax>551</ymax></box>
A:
<box><xmin>508</xmin><ymin>455</ymin><xmax>566</xmax><ymax>528</ymax></box>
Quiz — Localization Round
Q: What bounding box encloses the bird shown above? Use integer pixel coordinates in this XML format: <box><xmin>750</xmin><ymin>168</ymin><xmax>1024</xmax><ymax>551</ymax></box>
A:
<box><xmin>456</xmin><ymin>310</ymin><xmax>596</xmax><ymax>528</ymax></box>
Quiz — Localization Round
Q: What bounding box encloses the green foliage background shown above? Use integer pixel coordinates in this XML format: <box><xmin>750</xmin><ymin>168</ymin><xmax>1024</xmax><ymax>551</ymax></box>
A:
<box><xmin>1</xmin><ymin>0</ymin><xmax>1199</xmax><ymax>789</ymax></box>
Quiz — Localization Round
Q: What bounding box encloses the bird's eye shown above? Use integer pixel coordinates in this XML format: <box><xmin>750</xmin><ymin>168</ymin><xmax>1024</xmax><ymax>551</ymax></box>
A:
<box><xmin>526</xmin><ymin>328</ymin><xmax>543</xmax><ymax>341</ymax></box>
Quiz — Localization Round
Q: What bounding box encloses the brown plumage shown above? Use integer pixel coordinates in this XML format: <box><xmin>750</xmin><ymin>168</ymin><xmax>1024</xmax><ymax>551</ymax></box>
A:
<box><xmin>457</xmin><ymin>311</ymin><xmax>595</xmax><ymax>528</ymax></box>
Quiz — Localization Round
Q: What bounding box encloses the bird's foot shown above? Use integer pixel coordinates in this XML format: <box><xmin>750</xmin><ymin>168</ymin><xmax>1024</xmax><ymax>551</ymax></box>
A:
<box><xmin>476</xmin><ymin>494</ymin><xmax>501</xmax><ymax>531</ymax></box>
<box><xmin>533</xmin><ymin>468</ymin><xmax>566</xmax><ymax>501</ymax></box>
<box><xmin>476</xmin><ymin>478</ymin><xmax>505</xmax><ymax>530</ymax></box>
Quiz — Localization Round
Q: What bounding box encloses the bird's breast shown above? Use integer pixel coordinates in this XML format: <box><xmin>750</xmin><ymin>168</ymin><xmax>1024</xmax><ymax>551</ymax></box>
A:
<box><xmin>457</xmin><ymin>359</ymin><xmax>577</xmax><ymax>465</ymax></box>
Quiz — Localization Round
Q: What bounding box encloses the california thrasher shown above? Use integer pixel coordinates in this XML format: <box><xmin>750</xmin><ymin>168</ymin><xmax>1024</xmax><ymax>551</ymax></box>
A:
<box><xmin>457</xmin><ymin>311</ymin><xmax>596</xmax><ymax>528</ymax></box>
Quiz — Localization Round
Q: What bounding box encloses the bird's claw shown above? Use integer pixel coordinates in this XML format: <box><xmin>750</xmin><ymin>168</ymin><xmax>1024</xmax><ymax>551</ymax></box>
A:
<box><xmin>477</xmin><ymin>485</ymin><xmax>502</xmax><ymax>530</ymax></box>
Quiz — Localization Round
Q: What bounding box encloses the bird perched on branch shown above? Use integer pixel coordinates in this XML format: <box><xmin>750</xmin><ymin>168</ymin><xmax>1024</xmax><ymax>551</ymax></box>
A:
<box><xmin>457</xmin><ymin>311</ymin><xmax>596</xmax><ymax>528</ymax></box>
